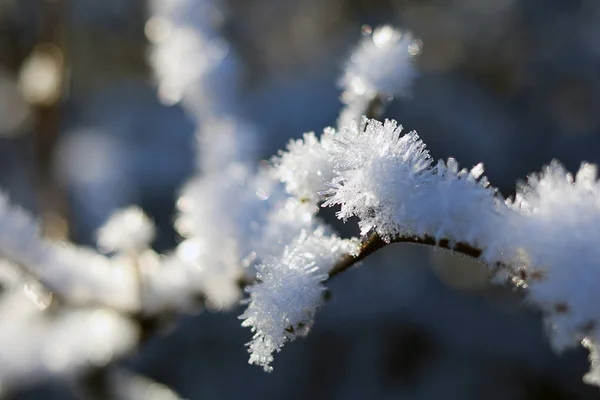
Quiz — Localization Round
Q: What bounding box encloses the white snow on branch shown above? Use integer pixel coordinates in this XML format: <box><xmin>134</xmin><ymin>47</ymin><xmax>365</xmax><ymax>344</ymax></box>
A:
<box><xmin>0</xmin><ymin>286</ymin><xmax>137</xmax><ymax>388</ymax></box>
<box><xmin>97</xmin><ymin>206</ymin><xmax>156</xmax><ymax>253</ymax></box>
<box><xmin>499</xmin><ymin>162</ymin><xmax>600</xmax><ymax>355</ymax></box>
<box><xmin>240</xmin><ymin>228</ymin><xmax>358</xmax><ymax>372</ymax></box>
<box><xmin>341</xmin><ymin>26</ymin><xmax>420</xmax><ymax>99</ymax></box>
<box><xmin>338</xmin><ymin>25</ymin><xmax>421</xmax><ymax>128</ymax></box>
<box><xmin>324</xmin><ymin>118</ymin><xmax>434</xmax><ymax>237</ymax></box>
<box><xmin>1</xmin><ymin>12</ymin><xmax>595</xmax><ymax>391</ymax></box>
<box><xmin>174</xmin><ymin>166</ymin><xmax>265</xmax><ymax>309</ymax></box>
<box><xmin>410</xmin><ymin>158</ymin><xmax>504</xmax><ymax>250</ymax></box>
<box><xmin>271</xmin><ymin>128</ymin><xmax>337</xmax><ymax>204</ymax></box>
<box><xmin>278</xmin><ymin>116</ymin><xmax>600</xmax><ymax>384</ymax></box>
<box><xmin>174</xmin><ymin>163</ymin><xmax>325</xmax><ymax>309</ymax></box>
<box><xmin>147</xmin><ymin>0</ymin><xmax>238</xmax><ymax>113</ymax></box>
<box><xmin>583</xmin><ymin>339</ymin><xmax>600</xmax><ymax>386</ymax></box>
<box><xmin>0</xmin><ymin>194</ymin><xmax>139</xmax><ymax>310</ymax></box>
<box><xmin>149</xmin><ymin>0</ymin><xmax>272</xmax><ymax>313</ymax></box>
<box><xmin>274</xmin><ymin>118</ymin><xmax>504</xmax><ymax>250</ymax></box>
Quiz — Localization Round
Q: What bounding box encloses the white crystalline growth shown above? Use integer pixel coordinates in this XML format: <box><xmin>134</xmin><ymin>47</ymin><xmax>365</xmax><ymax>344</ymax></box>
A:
<box><xmin>323</xmin><ymin>119</ymin><xmax>433</xmax><ymax>238</ymax></box>
<box><xmin>0</xmin><ymin>287</ymin><xmax>137</xmax><ymax>388</ymax></box>
<box><xmin>319</xmin><ymin>119</ymin><xmax>505</xmax><ymax>249</ymax></box>
<box><xmin>174</xmin><ymin>169</ymin><xmax>259</xmax><ymax>309</ymax></box>
<box><xmin>97</xmin><ymin>206</ymin><xmax>156</xmax><ymax>253</ymax></box>
<box><xmin>174</xmin><ymin>161</ymin><xmax>334</xmax><ymax>312</ymax></box>
<box><xmin>175</xmin><ymin>165</ymin><xmax>300</xmax><ymax>309</ymax></box>
<box><xmin>583</xmin><ymin>338</ymin><xmax>600</xmax><ymax>386</ymax></box>
<box><xmin>251</xmin><ymin>198</ymin><xmax>320</xmax><ymax>260</ymax></box>
<box><xmin>341</xmin><ymin>26</ymin><xmax>420</xmax><ymax>99</ymax></box>
<box><xmin>0</xmin><ymin>194</ymin><xmax>139</xmax><ymax>310</ymax></box>
<box><xmin>271</xmin><ymin>128</ymin><xmax>338</xmax><ymax>204</ymax></box>
<box><xmin>501</xmin><ymin>162</ymin><xmax>600</xmax><ymax>355</ymax></box>
<box><xmin>148</xmin><ymin>0</ymin><xmax>239</xmax><ymax>112</ymax></box>
<box><xmin>409</xmin><ymin>158</ymin><xmax>505</xmax><ymax>250</ymax></box>
<box><xmin>338</xmin><ymin>25</ymin><xmax>420</xmax><ymax>128</ymax></box>
<box><xmin>240</xmin><ymin>229</ymin><xmax>358</xmax><ymax>372</ymax></box>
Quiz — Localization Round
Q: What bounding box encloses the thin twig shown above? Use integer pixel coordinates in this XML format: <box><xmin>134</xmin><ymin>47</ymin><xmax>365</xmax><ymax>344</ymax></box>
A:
<box><xmin>327</xmin><ymin>232</ymin><xmax>484</xmax><ymax>280</ymax></box>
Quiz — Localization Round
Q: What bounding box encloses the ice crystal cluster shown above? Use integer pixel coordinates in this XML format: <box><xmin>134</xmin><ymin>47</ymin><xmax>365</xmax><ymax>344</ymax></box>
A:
<box><xmin>503</xmin><ymin>162</ymin><xmax>600</xmax><ymax>384</ymax></box>
<box><xmin>274</xmin><ymin>113</ymin><xmax>600</xmax><ymax>374</ymax></box>
<box><xmin>0</xmin><ymin>199</ymin><xmax>139</xmax><ymax>387</ymax></box>
<box><xmin>1</xmin><ymin>2</ymin><xmax>600</xmax><ymax>393</ymax></box>
<box><xmin>241</xmin><ymin>229</ymin><xmax>358</xmax><ymax>371</ymax></box>
<box><xmin>96</xmin><ymin>206</ymin><xmax>156</xmax><ymax>253</ymax></box>
<box><xmin>147</xmin><ymin>0</ymin><xmax>238</xmax><ymax>112</ymax></box>
<box><xmin>338</xmin><ymin>25</ymin><xmax>421</xmax><ymax>129</ymax></box>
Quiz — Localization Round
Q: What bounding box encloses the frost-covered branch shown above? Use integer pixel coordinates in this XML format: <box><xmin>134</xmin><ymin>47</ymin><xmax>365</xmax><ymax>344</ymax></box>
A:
<box><xmin>338</xmin><ymin>25</ymin><xmax>421</xmax><ymax>128</ymax></box>
<box><xmin>0</xmin><ymin>258</ymin><xmax>138</xmax><ymax>389</ymax></box>
<box><xmin>264</xmin><ymin>113</ymin><xmax>600</xmax><ymax>386</ymax></box>
<box><xmin>327</xmin><ymin>232</ymin><xmax>483</xmax><ymax>280</ymax></box>
<box><xmin>2</xmin><ymin>9</ymin><xmax>600</xmax><ymax>396</ymax></box>
<box><xmin>0</xmin><ymin>195</ymin><xmax>140</xmax><ymax>310</ymax></box>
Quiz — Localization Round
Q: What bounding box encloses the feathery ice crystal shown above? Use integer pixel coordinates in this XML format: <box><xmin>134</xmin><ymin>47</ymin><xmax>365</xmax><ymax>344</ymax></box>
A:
<box><xmin>97</xmin><ymin>206</ymin><xmax>156</xmax><ymax>253</ymax></box>
<box><xmin>502</xmin><ymin>162</ymin><xmax>600</xmax><ymax>355</ymax></box>
<box><xmin>240</xmin><ymin>228</ymin><xmax>358</xmax><ymax>371</ymax></box>
<box><xmin>340</xmin><ymin>25</ymin><xmax>419</xmax><ymax>99</ymax></box>
<box><xmin>0</xmin><ymin>256</ymin><xmax>137</xmax><ymax>387</ymax></box>
<box><xmin>147</xmin><ymin>0</ymin><xmax>238</xmax><ymax>113</ymax></box>
<box><xmin>271</xmin><ymin>128</ymin><xmax>337</xmax><ymax>204</ymax></box>
<box><xmin>270</xmin><ymin>113</ymin><xmax>600</xmax><ymax>384</ymax></box>
<box><xmin>338</xmin><ymin>25</ymin><xmax>420</xmax><ymax>128</ymax></box>
<box><xmin>0</xmin><ymin>194</ymin><xmax>140</xmax><ymax>310</ymax></box>
<box><xmin>2</xmin><ymin>14</ymin><xmax>600</xmax><ymax>392</ymax></box>
<box><xmin>324</xmin><ymin>118</ymin><xmax>433</xmax><ymax>237</ymax></box>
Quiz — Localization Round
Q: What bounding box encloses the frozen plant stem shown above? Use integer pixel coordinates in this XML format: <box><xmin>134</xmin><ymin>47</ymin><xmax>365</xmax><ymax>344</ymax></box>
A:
<box><xmin>327</xmin><ymin>232</ymin><xmax>485</xmax><ymax>280</ymax></box>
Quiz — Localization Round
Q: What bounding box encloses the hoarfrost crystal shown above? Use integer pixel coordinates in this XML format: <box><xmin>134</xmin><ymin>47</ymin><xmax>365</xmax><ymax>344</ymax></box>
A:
<box><xmin>97</xmin><ymin>206</ymin><xmax>156</xmax><ymax>253</ymax></box>
<box><xmin>240</xmin><ymin>229</ymin><xmax>358</xmax><ymax>371</ymax></box>
<box><xmin>338</xmin><ymin>25</ymin><xmax>420</xmax><ymax>127</ymax></box>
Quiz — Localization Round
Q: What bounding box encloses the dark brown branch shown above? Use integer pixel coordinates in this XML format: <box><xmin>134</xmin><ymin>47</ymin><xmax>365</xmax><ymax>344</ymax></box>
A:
<box><xmin>327</xmin><ymin>232</ymin><xmax>484</xmax><ymax>280</ymax></box>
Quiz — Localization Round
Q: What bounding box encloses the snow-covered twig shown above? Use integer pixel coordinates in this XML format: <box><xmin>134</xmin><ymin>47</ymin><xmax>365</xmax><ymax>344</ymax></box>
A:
<box><xmin>327</xmin><ymin>232</ymin><xmax>484</xmax><ymax>280</ymax></box>
<box><xmin>264</xmin><ymin>113</ymin><xmax>600</xmax><ymax>385</ymax></box>
<box><xmin>3</xmin><ymin>6</ymin><xmax>600</xmax><ymax>394</ymax></box>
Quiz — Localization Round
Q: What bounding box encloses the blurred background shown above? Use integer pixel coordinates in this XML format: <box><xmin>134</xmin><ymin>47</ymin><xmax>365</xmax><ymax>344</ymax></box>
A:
<box><xmin>4</xmin><ymin>0</ymin><xmax>600</xmax><ymax>398</ymax></box>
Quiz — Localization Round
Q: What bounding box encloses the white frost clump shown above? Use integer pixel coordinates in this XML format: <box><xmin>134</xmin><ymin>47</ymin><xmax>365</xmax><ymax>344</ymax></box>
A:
<box><xmin>0</xmin><ymin>194</ymin><xmax>139</xmax><ymax>310</ymax></box>
<box><xmin>174</xmin><ymin>166</ymin><xmax>269</xmax><ymax>309</ymax></box>
<box><xmin>341</xmin><ymin>26</ymin><xmax>419</xmax><ymax>99</ymax></box>
<box><xmin>240</xmin><ymin>229</ymin><xmax>358</xmax><ymax>372</ymax></box>
<box><xmin>97</xmin><ymin>206</ymin><xmax>156</xmax><ymax>253</ymax></box>
<box><xmin>274</xmin><ymin>118</ymin><xmax>503</xmax><ymax>248</ymax></box>
<box><xmin>410</xmin><ymin>158</ymin><xmax>504</xmax><ymax>250</ymax></box>
<box><xmin>150</xmin><ymin>0</ymin><xmax>268</xmax><ymax>312</ymax></box>
<box><xmin>263</xmin><ymin>116</ymin><xmax>600</xmax><ymax>384</ymax></box>
<box><xmin>42</xmin><ymin>245</ymin><xmax>140</xmax><ymax>310</ymax></box>
<box><xmin>271</xmin><ymin>128</ymin><xmax>337</xmax><ymax>204</ymax></box>
<box><xmin>339</xmin><ymin>25</ymin><xmax>420</xmax><ymax>128</ymax></box>
<box><xmin>0</xmin><ymin>287</ymin><xmax>137</xmax><ymax>388</ymax></box>
<box><xmin>324</xmin><ymin>119</ymin><xmax>433</xmax><ymax>238</ymax></box>
<box><xmin>174</xmin><ymin>165</ymin><xmax>326</xmax><ymax>309</ymax></box>
<box><xmin>0</xmin><ymin>258</ymin><xmax>138</xmax><ymax>388</ymax></box>
<box><xmin>316</xmin><ymin>119</ymin><xmax>504</xmax><ymax>250</ymax></box>
<box><xmin>147</xmin><ymin>0</ymin><xmax>238</xmax><ymax>112</ymax></box>
<box><xmin>583</xmin><ymin>339</ymin><xmax>600</xmax><ymax>386</ymax></box>
<box><xmin>501</xmin><ymin>162</ymin><xmax>600</xmax><ymax>354</ymax></box>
